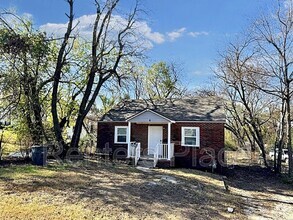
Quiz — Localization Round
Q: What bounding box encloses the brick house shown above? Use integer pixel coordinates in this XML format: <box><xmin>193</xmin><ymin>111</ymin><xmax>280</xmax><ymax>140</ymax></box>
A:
<box><xmin>97</xmin><ymin>97</ymin><xmax>226</xmax><ymax>170</ymax></box>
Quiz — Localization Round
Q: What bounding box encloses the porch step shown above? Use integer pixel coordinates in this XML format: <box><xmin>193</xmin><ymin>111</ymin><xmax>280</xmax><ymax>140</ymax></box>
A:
<box><xmin>139</xmin><ymin>156</ymin><xmax>154</xmax><ymax>161</ymax></box>
<box><xmin>137</xmin><ymin>158</ymin><xmax>154</xmax><ymax>168</ymax></box>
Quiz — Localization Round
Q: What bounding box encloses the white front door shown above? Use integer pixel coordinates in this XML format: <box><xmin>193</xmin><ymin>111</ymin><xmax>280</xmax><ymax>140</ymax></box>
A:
<box><xmin>148</xmin><ymin>126</ymin><xmax>163</xmax><ymax>155</ymax></box>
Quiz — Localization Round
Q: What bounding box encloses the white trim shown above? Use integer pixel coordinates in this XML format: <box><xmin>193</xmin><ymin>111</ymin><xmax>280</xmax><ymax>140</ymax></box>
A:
<box><xmin>181</xmin><ymin>127</ymin><xmax>200</xmax><ymax>147</ymax></box>
<box><xmin>176</xmin><ymin>121</ymin><xmax>225</xmax><ymax>123</ymax></box>
<box><xmin>126</xmin><ymin>109</ymin><xmax>175</xmax><ymax>123</ymax></box>
<box><xmin>98</xmin><ymin>120</ymin><xmax>225</xmax><ymax>123</ymax></box>
<box><xmin>131</xmin><ymin>122</ymin><xmax>170</xmax><ymax>124</ymax></box>
<box><xmin>114</xmin><ymin>126</ymin><xmax>128</xmax><ymax>144</ymax></box>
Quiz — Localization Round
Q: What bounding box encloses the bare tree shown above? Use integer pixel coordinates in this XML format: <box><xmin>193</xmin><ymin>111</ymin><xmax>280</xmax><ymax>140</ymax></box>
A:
<box><xmin>217</xmin><ymin>39</ymin><xmax>274</xmax><ymax>168</ymax></box>
<box><xmin>69</xmin><ymin>0</ymin><xmax>143</xmax><ymax>150</ymax></box>
<box><xmin>98</xmin><ymin>60</ymin><xmax>186</xmax><ymax>106</ymax></box>
<box><xmin>248</xmin><ymin>1</ymin><xmax>293</xmax><ymax>175</ymax></box>
<box><xmin>217</xmin><ymin>1</ymin><xmax>293</xmax><ymax>175</ymax></box>
<box><xmin>51</xmin><ymin>0</ymin><xmax>75</xmax><ymax>155</ymax></box>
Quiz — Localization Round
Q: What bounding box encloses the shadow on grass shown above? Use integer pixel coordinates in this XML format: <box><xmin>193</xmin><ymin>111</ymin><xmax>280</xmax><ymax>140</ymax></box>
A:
<box><xmin>0</xmin><ymin>159</ymin><xmax>239</xmax><ymax>219</ymax></box>
<box><xmin>0</xmin><ymin>159</ymin><xmax>291</xmax><ymax>219</ymax></box>
<box><xmin>0</xmin><ymin>157</ymin><xmax>31</xmax><ymax>167</ymax></box>
<box><xmin>226</xmin><ymin>165</ymin><xmax>293</xmax><ymax>194</ymax></box>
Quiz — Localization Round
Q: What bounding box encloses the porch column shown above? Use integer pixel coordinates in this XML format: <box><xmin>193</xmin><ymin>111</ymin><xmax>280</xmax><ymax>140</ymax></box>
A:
<box><xmin>127</xmin><ymin>122</ymin><xmax>131</xmax><ymax>157</ymax></box>
<box><xmin>168</xmin><ymin>122</ymin><xmax>171</xmax><ymax>160</ymax></box>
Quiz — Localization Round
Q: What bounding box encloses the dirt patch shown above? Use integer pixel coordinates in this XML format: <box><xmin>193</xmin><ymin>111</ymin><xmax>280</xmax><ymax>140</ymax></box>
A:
<box><xmin>226</xmin><ymin>165</ymin><xmax>293</xmax><ymax>219</ymax></box>
<box><xmin>0</xmin><ymin>160</ymin><xmax>292</xmax><ymax>219</ymax></box>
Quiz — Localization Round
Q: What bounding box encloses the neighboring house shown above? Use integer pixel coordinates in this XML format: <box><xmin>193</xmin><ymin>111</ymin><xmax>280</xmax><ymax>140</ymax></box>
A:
<box><xmin>97</xmin><ymin>97</ymin><xmax>226</xmax><ymax>171</ymax></box>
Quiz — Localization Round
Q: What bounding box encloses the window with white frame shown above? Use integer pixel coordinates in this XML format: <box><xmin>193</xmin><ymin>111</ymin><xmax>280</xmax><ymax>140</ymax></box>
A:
<box><xmin>181</xmin><ymin>127</ymin><xmax>200</xmax><ymax>147</ymax></box>
<box><xmin>114</xmin><ymin>126</ymin><xmax>128</xmax><ymax>144</ymax></box>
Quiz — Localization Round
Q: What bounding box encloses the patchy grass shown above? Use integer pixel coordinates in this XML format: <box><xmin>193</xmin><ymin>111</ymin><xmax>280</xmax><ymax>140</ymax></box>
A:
<box><xmin>0</xmin><ymin>193</ymin><xmax>94</xmax><ymax>220</ymax></box>
<box><xmin>0</xmin><ymin>160</ymin><xmax>292</xmax><ymax>220</ymax></box>
<box><xmin>0</xmin><ymin>165</ymin><xmax>59</xmax><ymax>179</ymax></box>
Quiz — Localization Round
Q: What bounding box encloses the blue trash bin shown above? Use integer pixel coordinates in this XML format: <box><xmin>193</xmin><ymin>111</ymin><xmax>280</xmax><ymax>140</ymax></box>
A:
<box><xmin>31</xmin><ymin>145</ymin><xmax>47</xmax><ymax>166</ymax></box>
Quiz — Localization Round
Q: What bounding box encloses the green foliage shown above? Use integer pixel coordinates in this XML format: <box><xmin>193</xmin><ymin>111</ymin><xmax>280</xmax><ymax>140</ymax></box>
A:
<box><xmin>99</xmin><ymin>95</ymin><xmax>116</xmax><ymax>113</ymax></box>
<box><xmin>225</xmin><ymin>139</ymin><xmax>238</xmax><ymax>151</ymax></box>
<box><xmin>79</xmin><ymin>134</ymin><xmax>95</xmax><ymax>152</ymax></box>
<box><xmin>225</xmin><ymin>130</ymin><xmax>238</xmax><ymax>151</ymax></box>
<box><xmin>0</xmin><ymin>13</ymin><xmax>55</xmax><ymax>144</ymax></box>
<box><xmin>0</xmin><ymin>28</ymin><xmax>49</xmax><ymax>59</ymax></box>
<box><xmin>145</xmin><ymin>62</ymin><xmax>180</xmax><ymax>100</ymax></box>
<box><xmin>10</xmin><ymin>117</ymin><xmax>32</xmax><ymax>143</ymax></box>
<box><xmin>1</xmin><ymin>143</ymin><xmax>20</xmax><ymax>156</ymax></box>
<box><xmin>2</xmin><ymin>128</ymin><xmax>18</xmax><ymax>144</ymax></box>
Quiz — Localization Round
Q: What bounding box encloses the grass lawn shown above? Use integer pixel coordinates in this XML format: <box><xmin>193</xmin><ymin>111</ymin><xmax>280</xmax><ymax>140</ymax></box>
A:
<box><xmin>0</xmin><ymin>160</ymin><xmax>292</xmax><ymax>220</ymax></box>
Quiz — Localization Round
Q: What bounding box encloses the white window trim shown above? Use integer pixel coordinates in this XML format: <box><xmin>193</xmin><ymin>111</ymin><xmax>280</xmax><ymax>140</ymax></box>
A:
<box><xmin>181</xmin><ymin>127</ymin><xmax>200</xmax><ymax>147</ymax></box>
<box><xmin>114</xmin><ymin>126</ymin><xmax>128</xmax><ymax>144</ymax></box>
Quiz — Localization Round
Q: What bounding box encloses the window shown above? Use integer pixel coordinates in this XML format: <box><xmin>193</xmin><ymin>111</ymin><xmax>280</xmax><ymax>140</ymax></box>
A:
<box><xmin>115</xmin><ymin>126</ymin><xmax>128</xmax><ymax>144</ymax></box>
<box><xmin>181</xmin><ymin>127</ymin><xmax>200</xmax><ymax>147</ymax></box>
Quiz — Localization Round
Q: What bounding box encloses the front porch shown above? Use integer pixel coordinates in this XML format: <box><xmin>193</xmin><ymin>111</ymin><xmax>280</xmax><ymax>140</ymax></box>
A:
<box><xmin>125</xmin><ymin>109</ymin><xmax>175</xmax><ymax>167</ymax></box>
<box><xmin>127</xmin><ymin>141</ymin><xmax>175</xmax><ymax>167</ymax></box>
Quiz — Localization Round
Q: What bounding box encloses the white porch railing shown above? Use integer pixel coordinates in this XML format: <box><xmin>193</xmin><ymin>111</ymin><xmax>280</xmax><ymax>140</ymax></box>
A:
<box><xmin>154</xmin><ymin>143</ymin><xmax>159</xmax><ymax>167</ymax></box>
<box><xmin>128</xmin><ymin>142</ymin><xmax>141</xmax><ymax>165</ymax></box>
<box><xmin>134</xmin><ymin>144</ymin><xmax>141</xmax><ymax>166</ymax></box>
<box><xmin>169</xmin><ymin>143</ymin><xmax>174</xmax><ymax>159</ymax></box>
<box><xmin>154</xmin><ymin>143</ymin><xmax>174</xmax><ymax>167</ymax></box>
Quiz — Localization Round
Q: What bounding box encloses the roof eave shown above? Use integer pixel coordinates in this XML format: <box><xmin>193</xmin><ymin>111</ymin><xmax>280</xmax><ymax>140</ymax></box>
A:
<box><xmin>126</xmin><ymin>109</ymin><xmax>175</xmax><ymax>123</ymax></box>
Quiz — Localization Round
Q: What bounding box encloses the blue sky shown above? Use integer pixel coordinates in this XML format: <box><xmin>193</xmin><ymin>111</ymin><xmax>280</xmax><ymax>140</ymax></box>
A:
<box><xmin>0</xmin><ymin>0</ymin><xmax>273</xmax><ymax>88</ymax></box>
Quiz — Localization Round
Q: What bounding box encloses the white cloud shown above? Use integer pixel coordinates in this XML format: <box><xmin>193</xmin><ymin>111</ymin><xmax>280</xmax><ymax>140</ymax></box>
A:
<box><xmin>188</xmin><ymin>31</ymin><xmax>209</xmax><ymax>38</ymax></box>
<box><xmin>40</xmin><ymin>22</ymin><xmax>68</xmax><ymax>35</ymax></box>
<box><xmin>167</xmin><ymin>27</ymin><xmax>186</xmax><ymax>41</ymax></box>
<box><xmin>133</xmin><ymin>20</ymin><xmax>165</xmax><ymax>44</ymax></box>
<box><xmin>40</xmin><ymin>14</ymin><xmax>165</xmax><ymax>48</ymax></box>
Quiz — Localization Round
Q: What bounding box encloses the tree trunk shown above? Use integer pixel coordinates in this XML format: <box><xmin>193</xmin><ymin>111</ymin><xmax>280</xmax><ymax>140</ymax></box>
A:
<box><xmin>286</xmin><ymin>94</ymin><xmax>292</xmax><ymax>176</ymax></box>
<box><xmin>277</xmin><ymin>141</ymin><xmax>283</xmax><ymax>173</ymax></box>
<box><xmin>22</xmin><ymin>57</ymin><xmax>43</xmax><ymax>144</ymax></box>
<box><xmin>275</xmin><ymin>100</ymin><xmax>286</xmax><ymax>173</ymax></box>
<box><xmin>31</xmin><ymin>78</ymin><xmax>48</xmax><ymax>143</ymax></box>
<box><xmin>51</xmin><ymin>0</ymin><xmax>74</xmax><ymax>156</ymax></box>
<box><xmin>0</xmin><ymin>129</ymin><xmax>4</xmax><ymax>160</ymax></box>
<box><xmin>69</xmin><ymin>114</ymin><xmax>84</xmax><ymax>151</ymax></box>
<box><xmin>247</xmin><ymin>122</ymin><xmax>269</xmax><ymax>168</ymax></box>
<box><xmin>70</xmin><ymin>77</ymin><xmax>103</xmax><ymax>150</ymax></box>
<box><xmin>259</xmin><ymin>144</ymin><xmax>269</xmax><ymax>168</ymax></box>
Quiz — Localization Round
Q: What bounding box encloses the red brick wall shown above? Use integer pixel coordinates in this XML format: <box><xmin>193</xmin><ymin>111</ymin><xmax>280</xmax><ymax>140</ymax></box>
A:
<box><xmin>131</xmin><ymin>124</ymin><xmax>148</xmax><ymax>152</ymax></box>
<box><xmin>171</xmin><ymin>122</ymin><xmax>225</xmax><ymax>169</ymax></box>
<box><xmin>97</xmin><ymin>122</ymin><xmax>128</xmax><ymax>158</ymax></box>
<box><xmin>172</xmin><ymin>122</ymin><xmax>224</xmax><ymax>151</ymax></box>
<box><xmin>97</xmin><ymin>121</ymin><xmax>225</xmax><ymax>169</ymax></box>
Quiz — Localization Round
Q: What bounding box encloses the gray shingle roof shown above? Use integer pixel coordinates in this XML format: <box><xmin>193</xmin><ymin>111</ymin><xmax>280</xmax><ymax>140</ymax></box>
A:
<box><xmin>100</xmin><ymin>97</ymin><xmax>226</xmax><ymax>122</ymax></box>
